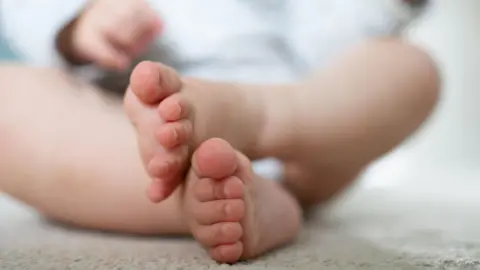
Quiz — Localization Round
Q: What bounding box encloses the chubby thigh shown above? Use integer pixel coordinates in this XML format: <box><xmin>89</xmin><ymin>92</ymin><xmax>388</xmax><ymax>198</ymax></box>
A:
<box><xmin>0</xmin><ymin>64</ymin><xmax>188</xmax><ymax>234</ymax></box>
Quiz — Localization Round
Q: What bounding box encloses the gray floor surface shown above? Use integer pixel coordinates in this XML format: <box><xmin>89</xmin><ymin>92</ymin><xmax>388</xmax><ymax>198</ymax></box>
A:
<box><xmin>2</xmin><ymin>185</ymin><xmax>480</xmax><ymax>270</ymax></box>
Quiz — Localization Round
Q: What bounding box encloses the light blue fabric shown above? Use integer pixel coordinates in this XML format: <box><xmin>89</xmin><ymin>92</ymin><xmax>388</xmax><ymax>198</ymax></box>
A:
<box><xmin>0</xmin><ymin>38</ymin><xmax>17</xmax><ymax>60</ymax></box>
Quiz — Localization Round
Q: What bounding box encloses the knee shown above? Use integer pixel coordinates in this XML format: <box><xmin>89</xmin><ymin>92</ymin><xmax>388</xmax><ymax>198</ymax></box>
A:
<box><xmin>398</xmin><ymin>41</ymin><xmax>441</xmax><ymax>114</ymax></box>
<box><xmin>0</xmin><ymin>64</ymin><xmax>67</xmax><ymax>104</ymax></box>
<box><xmin>362</xmin><ymin>38</ymin><xmax>441</xmax><ymax>119</ymax></box>
<box><xmin>0</xmin><ymin>65</ymin><xmax>28</xmax><ymax>143</ymax></box>
<box><xmin>0</xmin><ymin>63</ymin><xmax>36</xmax><ymax>79</ymax></box>
<box><xmin>0</xmin><ymin>63</ymin><xmax>58</xmax><ymax>85</ymax></box>
<box><xmin>0</xmin><ymin>63</ymin><xmax>66</xmax><ymax>81</ymax></box>
<box><xmin>0</xmin><ymin>64</ymin><xmax>59</xmax><ymax>142</ymax></box>
<box><xmin>0</xmin><ymin>63</ymin><xmax>22</xmax><ymax>84</ymax></box>
<box><xmin>0</xmin><ymin>64</ymin><xmax>33</xmax><ymax>119</ymax></box>
<box><xmin>0</xmin><ymin>64</ymin><xmax>38</xmax><ymax>95</ymax></box>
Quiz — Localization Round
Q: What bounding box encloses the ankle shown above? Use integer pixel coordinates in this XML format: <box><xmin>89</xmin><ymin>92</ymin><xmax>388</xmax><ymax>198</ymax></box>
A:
<box><xmin>283</xmin><ymin>161</ymin><xmax>363</xmax><ymax>207</ymax></box>
<box><xmin>253</xmin><ymin>84</ymin><xmax>298</xmax><ymax>159</ymax></box>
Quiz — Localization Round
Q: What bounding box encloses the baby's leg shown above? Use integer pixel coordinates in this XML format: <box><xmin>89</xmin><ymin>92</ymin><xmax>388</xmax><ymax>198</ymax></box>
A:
<box><xmin>0</xmin><ymin>64</ymin><xmax>188</xmax><ymax>235</ymax></box>
<box><xmin>261</xmin><ymin>39</ymin><xmax>440</xmax><ymax>206</ymax></box>
<box><xmin>125</xmin><ymin>38</ymin><xmax>439</xmax><ymax>208</ymax></box>
<box><xmin>122</xmin><ymin>38</ymin><xmax>439</xmax><ymax>262</ymax></box>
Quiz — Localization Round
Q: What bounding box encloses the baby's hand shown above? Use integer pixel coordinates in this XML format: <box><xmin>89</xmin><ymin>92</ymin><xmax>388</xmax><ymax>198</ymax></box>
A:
<box><xmin>58</xmin><ymin>0</ymin><xmax>162</xmax><ymax>70</ymax></box>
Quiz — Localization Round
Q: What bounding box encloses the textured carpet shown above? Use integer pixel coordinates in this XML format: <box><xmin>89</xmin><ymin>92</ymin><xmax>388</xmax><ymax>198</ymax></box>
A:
<box><xmin>2</xmin><ymin>185</ymin><xmax>480</xmax><ymax>270</ymax></box>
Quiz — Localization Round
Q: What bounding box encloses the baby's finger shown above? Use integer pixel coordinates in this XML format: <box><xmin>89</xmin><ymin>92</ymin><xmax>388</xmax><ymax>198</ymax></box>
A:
<box><xmin>88</xmin><ymin>35</ymin><xmax>130</xmax><ymax>70</ymax></box>
<box><xmin>130</xmin><ymin>22</ymin><xmax>162</xmax><ymax>56</ymax></box>
<box><xmin>108</xmin><ymin>14</ymin><xmax>161</xmax><ymax>56</ymax></box>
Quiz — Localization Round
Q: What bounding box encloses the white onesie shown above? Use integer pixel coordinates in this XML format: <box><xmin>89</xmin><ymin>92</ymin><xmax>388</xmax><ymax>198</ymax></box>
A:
<box><xmin>0</xmin><ymin>0</ymin><xmax>425</xmax><ymax>82</ymax></box>
<box><xmin>0</xmin><ymin>0</ymin><xmax>427</xmax><ymax>179</ymax></box>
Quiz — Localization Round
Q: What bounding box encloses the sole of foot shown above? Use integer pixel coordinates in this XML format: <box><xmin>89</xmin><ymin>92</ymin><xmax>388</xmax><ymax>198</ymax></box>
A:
<box><xmin>182</xmin><ymin>138</ymin><xmax>302</xmax><ymax>263</ymax></box>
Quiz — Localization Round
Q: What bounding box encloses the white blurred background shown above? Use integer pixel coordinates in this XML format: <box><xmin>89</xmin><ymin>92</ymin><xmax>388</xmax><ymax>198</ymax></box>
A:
<box><xmin>363</xmin><ymin>0</ymin><xmax>480</xmax><ymax>193</ymax></box>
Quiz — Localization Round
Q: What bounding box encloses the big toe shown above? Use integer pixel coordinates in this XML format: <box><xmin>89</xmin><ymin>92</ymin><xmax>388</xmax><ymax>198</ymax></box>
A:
<box><xmin>130</xmin><ymin>61</ymin><xmax>182</xmax><ymax>104</ymax></box>
<box><xmin>192</xmin><ymin>138</ymin><xmax>238</xmax><ymax>179</ymax></box>
<box><xmin>186</xmin><ymin>139</ymin><xmax>248</xmax><ymax>263</ymax></box>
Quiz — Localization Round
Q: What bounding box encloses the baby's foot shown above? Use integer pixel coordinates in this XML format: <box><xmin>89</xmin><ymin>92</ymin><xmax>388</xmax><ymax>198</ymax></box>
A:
<box><xmin>183</xmin><ymin>138</ymin><xmax>302</xmax><ymax>263</ymax></box>
<box><xmin>124</xmin><ymin>61</ymin><xmax>267</xmax><ymax>202</ymax></box>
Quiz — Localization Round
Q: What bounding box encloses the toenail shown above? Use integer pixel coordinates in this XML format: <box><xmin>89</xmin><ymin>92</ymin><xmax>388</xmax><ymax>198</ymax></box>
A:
<box><xmin>221</xmin><ymin>224</ymin><xmax>231</xmax><ymax>236</ymax></box>
<box><xmin>223</xmin><ymin>185</ymin><xmax>231</xmax><ymax>198</ymax></box>
<box><xmin>213</xmin><ymin>183</ymin><xmax>224</xmax><ymax>199</ymax></box>
<box><xmin>172</xmin><ymin>128</ymin><xmax>179</xmax><ymax>141</ymax></box>
<box><xmin>159</xmin><ymin>163</ymin><xmax>168</xmax><ymax>173</ymax></box>
<box><xmin>224</xmin><ymin>203</ymin><xmax>231</xmax><ymax>217</ymax></box>
<box><xmin>219</xmin><ymin>247</ymin><xmax>228</xmax><ymax>258</ymax></box>
<box><xmin>173</xmin><ymin>103</ymin><xmax>182</xmax><ymax>118</ymax></box>
<box><xmin>159</xmin><ymin>161</ymin><xmax>172</xmax><ymax>174</ymax></box>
